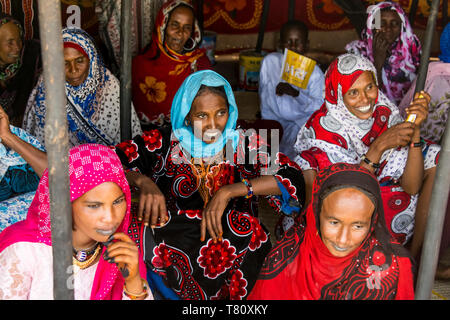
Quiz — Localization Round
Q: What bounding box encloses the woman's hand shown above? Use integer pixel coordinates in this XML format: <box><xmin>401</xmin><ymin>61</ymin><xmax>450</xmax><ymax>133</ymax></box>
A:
<box><xmin>127</xmin><ymin>172</ymin><xmax>168</xmax><ymax>228</ymax></box>
<box><xmin>0</xmin><ymin>104</ymin><xmax>12</xmax><ymax>141</ymax></box>
<box><xmin>371</xmin><ymin>122</ymin><xmax>416</xmax><ymax>155</ymax></box>
<box><xmin>103</xmin><ymin>232</ymin><xmax>146</xmax><ymax>298</ymax></box>
<box><xmin>200</xmin><ymin>185</ymin><xmax>233</xmax><ymax>242</ymax></box>
<box><xmin>276</xmin><ymin>82</ymin><xmax>299</xmax><ymax>97</ymax></box>
<box><xmin>404</xmin><ymin>91</ymin><xmax>430</xmax><ymax>128</ymax></box>
<box><xmin>103</xmin><ymin>232</ymin><xmax>140</xmax><ymax>279</ymax></box>
<box><xmin>372</xmin><ymin>30</ymin><xmax>390</xmax><ymax>71</ymax></box>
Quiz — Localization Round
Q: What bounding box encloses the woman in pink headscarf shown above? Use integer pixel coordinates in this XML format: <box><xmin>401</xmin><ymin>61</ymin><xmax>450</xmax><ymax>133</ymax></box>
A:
<box><xmin>346</xmin><ymin>2</ymin><xmax>421</xmax><ymax>105</ymax></box>
<box><xmin>0</xmin><ymin>144</ymin><xmax>152</xmax><ymax>300</ymax></box>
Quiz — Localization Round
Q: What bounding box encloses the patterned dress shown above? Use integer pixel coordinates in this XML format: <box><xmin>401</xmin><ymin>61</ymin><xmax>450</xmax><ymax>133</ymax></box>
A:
<box><xmin>294</xmin><ymin>54</ymin><xmax>440</xmax><ymax>245</ymax></box>
<box><xmin>115</xmin><ymin>126</ymin><xmax>305</xmax><ymax>300</ymax></box>
<box><xmin>0</xmin><ymin>126</ymin><xmax>43</xmax><ymax>232</ymax></box>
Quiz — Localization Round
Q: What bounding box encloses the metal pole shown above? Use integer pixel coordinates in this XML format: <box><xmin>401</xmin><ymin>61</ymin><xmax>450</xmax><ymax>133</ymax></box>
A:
<box><xmin>255</xmin><ymin>0</ymin><xmax>270</xmax><ymax>53</ymax></box>
<box><xmin>413</xmin><ymin>0</ymin><xmax>440</xmax><ymax>94</ymax></box>
<box><xmin>415</xmin><ymin>0</ymin><xmax>448</xmax><ymax>300</ymax></box>
<box><xmin>120</xmin><ymin>0</ymin><xmax>132</xmax><ymax>141</ymax></box>
<box><xmin>443</xmin><ymin>0</ymin><xmax>448</xmax><ymax>30</ymax></box>
<box><xmin>37</xmin><ymin>0</ymin><xmax>73</xmax><ymax>300</ymax></box>
<box><xmin>288</xmin><ymin>0</ymin><xmax>295</xmax><ymax>20</ymax></box>
<box><xmin>196</xmin><ymin>0</ymin><xmax>204</xmax><ymax>34</ymax></box>
<box><xmin>409</xmin><ymin>0</ymin><xmax>419</xmax><ymax>27</ymax></box>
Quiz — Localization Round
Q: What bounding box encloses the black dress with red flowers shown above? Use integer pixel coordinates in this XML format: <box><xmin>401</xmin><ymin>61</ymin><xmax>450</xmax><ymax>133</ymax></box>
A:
<box><xmin>114</xmin><ymin>126</ymin><xmax>305</xmax><ymax>300</ymax></box>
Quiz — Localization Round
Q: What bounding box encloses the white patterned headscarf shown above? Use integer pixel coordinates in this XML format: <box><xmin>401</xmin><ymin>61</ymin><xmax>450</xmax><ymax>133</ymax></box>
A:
<box><xmin>294</xmin><ymin>53</ymin><xmax>408</xmax><ymax>181</ymax></box>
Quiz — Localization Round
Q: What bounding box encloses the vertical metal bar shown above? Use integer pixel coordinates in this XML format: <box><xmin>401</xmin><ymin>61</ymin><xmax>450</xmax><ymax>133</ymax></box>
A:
<box><xmin>443</xmin><ymin>0</ymin><xmax>448</xmax><ymax>29</ymax></box>
<box><xmin>37</xmin><ymin>0</ymin><xmax>73</xmax><ymax>300</ymax></box>
<box><xmin>415</xmin><ymin>116</ymin><xmax>450</xmax><ymax>299</ymax></box>
<box><xmin>196</xmin><ymin>0</ymin><xmax>204</xmax><ymax>33</ymax></box>
<box><xmin>255</xmin><ymin>0</ymin><xmax>271</xmax><ymax>53</ymax></box>
<box><xmin>415</xmin><ymin>0</ymin><xmax>448</xmax><ymax>300</ymax></box>
<box><xmin>409</xmin><ymin>0</ymin><xmax>419</xmax><ymax>27</ymax></box>
<box><xmin>120</xmin><ymin>0</ymin><xmax>132</xmax><ymax>141</ymax></box>
<box><xmin>288</xmin><ymin>0</ymin><xmax>295</xmax><ymax>20</ymax></box>
<box><xmin>413</xmin><ymin>0</ymin><xmax>440</xmax><ymax>94</ymax></box>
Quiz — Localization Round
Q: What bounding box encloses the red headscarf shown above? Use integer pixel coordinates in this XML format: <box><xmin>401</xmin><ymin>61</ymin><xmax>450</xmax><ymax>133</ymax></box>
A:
<box><xmin>0</xmin><ymin>144</ymin><xmax>146</xmax><ymax>300</ymax></box>
<box><xmin>248</xmin><ymin>163</ymin><xmax>414</xmax><ymax>300</ymax></box>
<box><xmin>132</xmin><ymin>0</ymin><xmax>210</xmax><ymax>126</ymax></box>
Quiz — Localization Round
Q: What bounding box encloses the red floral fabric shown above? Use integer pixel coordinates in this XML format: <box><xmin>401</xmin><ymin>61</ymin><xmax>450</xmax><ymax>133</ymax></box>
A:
<box><xmin>115</xmin><ymin>127</ymin><xmax>305</xmax><ymax>299</ymax></box>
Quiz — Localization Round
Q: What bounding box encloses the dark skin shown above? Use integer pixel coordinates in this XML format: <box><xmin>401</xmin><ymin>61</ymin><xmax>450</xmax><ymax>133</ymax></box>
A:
<box><xmin>0</xmin><ymin>105</ymin><xmax>47</xmax><ymax>177</ymax></box>
<box><xmin>276</xmin><ymin>26</ymin><xmax>308</xmax><ymax>98</ymax></box>
<box><xmin>127</xmin><ymin>91</ymin><xmax>283</xmax><ymax>242</ymax></box>
<box><xmin>303</xmin><ymin>71</ymin><xmax>434</xmax><ymax>261</ymax></box>
<box><xmin>372</xmin><ymin>9</ymin><xmax>402</xmax><ymax>82</ymax></box>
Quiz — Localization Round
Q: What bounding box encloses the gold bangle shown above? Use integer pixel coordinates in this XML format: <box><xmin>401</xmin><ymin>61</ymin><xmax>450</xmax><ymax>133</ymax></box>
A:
<box><xmin>123</xmin><ymin>278</ymin><xmax>149</xmax><ymax>300</ymax></box>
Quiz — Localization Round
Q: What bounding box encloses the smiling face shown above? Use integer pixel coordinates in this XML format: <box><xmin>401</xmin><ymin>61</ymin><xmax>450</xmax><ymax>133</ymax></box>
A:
<box><xmin>72</xmin><ymin>182</ymin><xmax>127</xmax><ymax>249</ymax></box>
<box><xmin>0</xmin><ymin>22</ymin><xmax>22</xmax><ymax>67</ymax></box>
<box><xmin>319</xmin><ymin>187</ymin><xmax>374</xmax><ymax>257</ymax></box>
<box><xmin>187</xmin><ymin>89</ymin><xmax>229</xmax><ymax>144</ymax></box>
<box><xmin>379</xmin><ymin>9</ymin><xmax>402</xmax><ymax>46</ymax></box>
<box><xmin>164</xmin><ymin>5</ymin><xmax>194</xmax><ymax>54</ymax></box>
<box><xmin>343</xmin><ymin>70</ymin><xmax>378</xmax><ymax>120</ymax></box>
<box><xmin>64</xmin><ymin>46</ymin><xmax>90</xmax><ymax>87</ymax></box>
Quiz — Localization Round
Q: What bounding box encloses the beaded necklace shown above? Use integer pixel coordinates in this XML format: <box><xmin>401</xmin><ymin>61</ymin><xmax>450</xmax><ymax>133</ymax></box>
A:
<box><xmin>72</xmin><ymin>242</ymin><xmax>102</xmax><ymax>270</ymax></box>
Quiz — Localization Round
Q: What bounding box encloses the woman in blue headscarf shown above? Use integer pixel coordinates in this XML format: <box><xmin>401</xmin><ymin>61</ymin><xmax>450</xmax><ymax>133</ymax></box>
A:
<box><xmin>22</xmin><ymin>27</ymin><xmax>142</xmax><ymax>148</ymax></box>
<box><xmin>114</xmin><ymin>70</ymin><xmax>306</xmax><ymax>300</ymax></box>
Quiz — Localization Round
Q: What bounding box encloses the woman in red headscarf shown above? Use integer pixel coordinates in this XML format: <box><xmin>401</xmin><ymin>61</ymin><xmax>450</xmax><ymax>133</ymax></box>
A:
<box><xmin>132</xmin><ymin>0</ymin><xmax>211</xmax><ymax>128</ymax></box>
<box><xmin>293</xmin><ymin>53</ymin><xmax>440</xmax><ymax>259</ymax></box>
<box><xmin>248</xmin><ymin>163</ymin><xmax>415</xmax><ymax>300</ymax></box>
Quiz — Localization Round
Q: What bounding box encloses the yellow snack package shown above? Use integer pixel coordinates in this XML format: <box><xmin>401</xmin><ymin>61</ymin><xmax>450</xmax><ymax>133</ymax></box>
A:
<box><xmin>280</xmin><ymin>49</ymin><xmax>316</xmax><ymax>89</ymax></box>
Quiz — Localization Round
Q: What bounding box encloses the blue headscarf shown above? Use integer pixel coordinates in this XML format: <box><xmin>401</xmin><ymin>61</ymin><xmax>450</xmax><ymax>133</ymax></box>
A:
<box><xmin>439</xmin><ymin>23</ymin><xmax>450</xmax><ymax>63</ymax></box>
<box><xmin>171</xmin><ymin>70</ymin><xmax>240</xmax><ymax>158</ymax></box>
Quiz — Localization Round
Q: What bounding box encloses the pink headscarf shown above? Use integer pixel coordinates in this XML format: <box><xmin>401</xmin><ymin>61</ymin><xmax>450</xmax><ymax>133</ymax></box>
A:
<box><xmin>0</xmin><ymin>144</ymin><xmax>146</xmax><ymax>300</ymax></box>
<box><xmin>345</xmin><ymin>1</ymin><xmax>421</xmax><ymax>105</ymax></box>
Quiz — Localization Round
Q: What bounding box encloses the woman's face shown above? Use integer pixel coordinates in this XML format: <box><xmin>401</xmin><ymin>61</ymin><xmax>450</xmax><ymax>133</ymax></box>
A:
<box><xmin>165</xmin><ymin>6</ymin><xmax>194</xmax><ymax>54</ymax></box>
<box><xmin>187</xmin><ymin>91</ymin><xmax>229</xmax><ymax>144</ymax></box>
<box><xmin>319</xmin><ymin>187</ymin><xmax>374</xmax><ymax>257</ymax></box>
<box><xmin>379</xmin><ymin>9</ymin><xmax>402</xmax><ymax>45</ymax></box>
<box><xmin>72</xmin><ymin>182</ymin><xmax>127</xmax><ymax>247</ymax></box>
<box><xmin>64</xmin><ymin>46</ymin><xmax>90</xmax><ymax>87</ymax></box>
<box><xmin>343</xmin><ymin>70</ymin><xmax>378</xmax><ymax>120</ymax></box>
<box><xmin>0</xmin><ymin>22</ymin><xmax>22</xmax><ymax>67</ymax></box>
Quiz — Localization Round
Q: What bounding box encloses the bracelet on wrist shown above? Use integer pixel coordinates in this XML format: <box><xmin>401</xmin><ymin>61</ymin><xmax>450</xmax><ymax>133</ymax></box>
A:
<box><xmin>410</xmin><ymin>138</ymin><xmax>424</xmax><ymax>148</ymax></box>
<box><xmin>241</xmin><ymin>178</ymin><xmax>254</xmax><ymax>199</ymax></box>
<box><xmin>361</xmin><ymin>154</ymin><xmax>380</xmax><ymax>169</ymax></box>
<box><xmin>123</xmin><ymin>278</ymin><xmax>149</xmax><ymax>300</ymax></box>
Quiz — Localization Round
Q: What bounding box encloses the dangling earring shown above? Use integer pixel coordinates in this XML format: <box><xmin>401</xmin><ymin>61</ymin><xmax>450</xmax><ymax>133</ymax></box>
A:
<box><xmin>185</xmin><ymin>119</ymin><xmax>190</xmax><ymax>127</ymax></box>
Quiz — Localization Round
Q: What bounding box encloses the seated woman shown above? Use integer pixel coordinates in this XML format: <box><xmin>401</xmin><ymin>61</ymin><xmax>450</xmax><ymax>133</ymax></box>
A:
<box><xmin>399</xmin><ymin>22</ymin><xmax>450</xmax><ymax>145</ymax></box>
<box><xmin>0</xmin><ymin>144</ymin><xmax>152</xmax><ymax>300</ymax></box>
<box><xmin>346</xmin><ymin>1</ymin><xmax>421</xmax><ymax>105</ymax></box>
<box><xmin>0</xmin><ymin>13</ymin><xmax>41</xmax><ymax>127</ymax></box>
<box><xmin>114</xmin><ymin>70</ymin><xmax>305</xmax><ymax>300</ymax></box>
<box><xmin>248</xmin><ymin>163</ymin><xmax>415</xmax><ymax>300</ymax></box>
<box><xmin>132</xmin><ymin>0</ymin><xmax>211</xmax><ymax>128</ymax></box>
<box><xmin>0</xmin><ymin>105</ymin><xmax>46</xmax><ymax>232</ymax></box>
<box><xmin>294</xmin><ymin>53</ymin><xmax>440</xmax><ymax>259</ymax></box>
<box><xmin>23</xmin><ymin>27</ymin><xmax>142</xmax><ymax>148</ymax></box>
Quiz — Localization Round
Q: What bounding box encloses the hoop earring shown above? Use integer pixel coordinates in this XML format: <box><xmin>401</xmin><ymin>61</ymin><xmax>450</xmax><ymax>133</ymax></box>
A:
<box><xmin>185</xmin><ymin>119</ymin><xmax>190</xmax><ymax>126</ymax></box>
<box><xmin>183</xmin><ymin>37</ymin><xmax>196</xmax><ymax>51</ymax></box>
